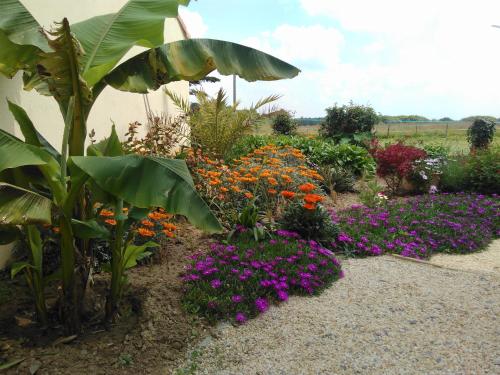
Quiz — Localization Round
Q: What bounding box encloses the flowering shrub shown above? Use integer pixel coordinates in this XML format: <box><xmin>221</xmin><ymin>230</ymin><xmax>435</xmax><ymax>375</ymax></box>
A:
<box><xmin>408</xmin><ymin>157</ymin><xmax>446</xmax><ymax>193</ymax></box>
<box><xmin>187</xmin><ymin>145</ymin><xmax>325</xmax><ymax>227</ymax></box>
<box><xmin>181</xmin><ymin>231</ymin><xmax>343</xmax><ymax>323</ymax></box>
<box><xmin>92</xmin><ymin>206</ymin><xmax>178</xmax><ymax>266</ymax></box>
<box><xmin>372</xmin><ymin>142</ymin><xmax>427</xmax><ymax>195</ymax></box>
<box><xmin>332</xmin><ymin>193</ymin><xmax>499</xmax><ymax>259</ymax></box>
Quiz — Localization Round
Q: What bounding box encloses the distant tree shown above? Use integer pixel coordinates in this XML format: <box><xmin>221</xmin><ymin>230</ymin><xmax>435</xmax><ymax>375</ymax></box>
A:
<box><xmin>380</xmin><ymin>115</ymin><xmax>429</xmax><ymax>123</ymax></box>
<box><xmin>461</xmin><ymin>115</ymin><xmax>497</xmax><ymax>123</ymax></box>
<box><xmin>320</xmin><ymin>102</ymin><xmax>378</xmax><ymax>144</ymax></box>
<box><xmin>439</xmin><ymin>117</ymin><xmax>453</xmax><ymax>122</ymax></box>
<box><xmin>272</xmin><ymin>110</ymin><xmax>297</xmax><ymax>135</ymax></box>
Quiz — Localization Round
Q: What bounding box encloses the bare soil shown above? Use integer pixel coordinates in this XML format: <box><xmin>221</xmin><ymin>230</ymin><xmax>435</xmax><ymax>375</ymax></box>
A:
<box><xmin>0</xmin><ymin>223</ymin><xmax>213</xmax><ymax>374</ymax></box>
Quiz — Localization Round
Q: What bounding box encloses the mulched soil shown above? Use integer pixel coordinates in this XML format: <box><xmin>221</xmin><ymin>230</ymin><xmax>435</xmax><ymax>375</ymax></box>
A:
<box><xmin>0</xmin><ymin>223</ymin><xmax>214</xmax><ymax>375</ymax></box>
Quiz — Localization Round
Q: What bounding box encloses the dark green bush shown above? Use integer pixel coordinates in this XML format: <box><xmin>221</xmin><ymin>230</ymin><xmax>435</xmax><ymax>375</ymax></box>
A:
<box><xmin>279</xmin><ymin>203</ymin><xmax>339</xmax><ymax>244</ymax></box>
<box><xmin>467</xmin><ymin>118</ymin><xmax>496</xmax><ymax>150</ymax></box>
<box><xmin>320</xmin><ymin>102</ymin><xmax>378</xmax><ymax>143</ymax></box>
<box><xmin>272</xmin><ymin>111</ymin><xmax>297</xmax><ymax>135</ymax></box>
<box><xmin>439</xmin><ymin>158</ymin><xmax>469</xmax><ymax>193</ymax></box>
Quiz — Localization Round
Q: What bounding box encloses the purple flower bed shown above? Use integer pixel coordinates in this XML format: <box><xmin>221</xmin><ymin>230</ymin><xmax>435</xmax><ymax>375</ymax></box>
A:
<box><xmin>181</xmin><ymin>230</ymin><xmax>343</xmax><ymax>324</ymax></box>
<box><xmin>332</xmin><ymin>193</ymin><xmax>499</xmax><ymax>258</ymax></box>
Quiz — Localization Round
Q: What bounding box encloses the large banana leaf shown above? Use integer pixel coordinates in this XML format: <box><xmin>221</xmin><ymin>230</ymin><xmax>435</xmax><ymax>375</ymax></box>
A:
<box><xmin>71</xmin><ymin>0</ymin><xmax>188</xmax><ymax>87</ymax></box>
<box><xmin>0</xmin><ymin>0</ymin><xmax>50</xmax><ymax>77</ymax></box>
<box><xmin>100</xmin><ymin>38</ymin><xmax>301</xmax><ymax>94</ymax></box>
<box><xmin>0</xmin><ymin>129</ymin><xmax>49</xmax><ymax>172</ymax></box>
<box><xmin>70</xmin><ymin>155</ymin><xmax>222</xmax><ymax>233</ymax></box>
<box><xmin>0</xmin><ymin>183</ymin><xmax>52</xmax><ymax>225</ymax></box>
<box><xmin>7</xmin><ymin>100</ymin><xmax>60</xmax><ymax>161</ymax></box>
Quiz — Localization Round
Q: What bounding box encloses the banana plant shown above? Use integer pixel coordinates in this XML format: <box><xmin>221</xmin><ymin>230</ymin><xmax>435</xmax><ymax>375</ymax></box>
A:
<box><xmin>0</xmin><ymin>0</ymin><xmax>300</xmax><ymax>333</ymax></box>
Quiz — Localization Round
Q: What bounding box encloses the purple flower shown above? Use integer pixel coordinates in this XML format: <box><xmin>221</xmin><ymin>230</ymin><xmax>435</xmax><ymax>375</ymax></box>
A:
<box><xmin>207</xmin><ymin>301</ymin><xmax>217</xmax><ymax>309</ymax></box>
<box><xmin>210</xmin><ymin>279</ymin><xmax>222</xmax><ymax>289</ymax></box>
<box><xmin>231</xmin><ymin>295</ymin><xmax>243</xmax><ymax>303</ymax></box>
<box><xmin>307</xmin><ymin>264</ymin><xmax>318</xmax><ymax>272</ymax></box>
<box><xmin>235</xmin><ymin>312</ymin><xmax>247</xmax><ymax>323</ymax></box>
<box><xmin>277</xmin><ymin>290</ymin><xmax>289</xmax><ymax>301</ymax></box>
<box><xmin>255</xmin><ymin>297</ymin><xmax>269</xmax><ymax>313</ymax></box>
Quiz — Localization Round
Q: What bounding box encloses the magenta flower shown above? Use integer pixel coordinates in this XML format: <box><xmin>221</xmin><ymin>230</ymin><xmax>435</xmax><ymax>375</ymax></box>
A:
<box><xmin>232</xmin><ymin>295</ymin><xmax>243</xmax><ymax>303</ymax></box>
<box><xmin>210</xmin><ymin>279</ymin><xmax>222</xmax><ymax>289</ymax></box>
<box><xmin>277</xmin><ymin>290</ymin><xmax>289</xmax><ymax>301</ymax></box>
<box><xmin>235</xmin><ymin>312</ymin><xmax>247</xmax><ymax>323</ymax></box>
<box><xmin>255</xmin><ymin>297</ymin><xmax>269</xmax><ymax>312</ymax></box>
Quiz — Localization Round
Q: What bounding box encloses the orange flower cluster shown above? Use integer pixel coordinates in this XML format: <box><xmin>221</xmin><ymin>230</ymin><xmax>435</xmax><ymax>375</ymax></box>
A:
<box><xmin>303</xmin><ymin>194</ymin><xmax>324</xmax><ymax>210</ymax></box>
<box><xmin>137</xmin><ymin>208</ymin><xmax>177</xmax><ymax>238</ymax></box>
<box><xmin>187</xmin><ymin>144</ymin><xmax>326</xmax><ymax>225</ymax></box>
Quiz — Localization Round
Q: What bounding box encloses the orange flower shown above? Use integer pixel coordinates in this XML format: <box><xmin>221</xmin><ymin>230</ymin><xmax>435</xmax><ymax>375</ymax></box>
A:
<box><xmin>122</xmin><ymin>207</ymin><xmax>129</xmax><ymax>213</ymax></box>
<box><xmin>105</xmin><ymin>219</ymin><xmax>117</xmax><ymax>226</ymax></box>
<box><xmin>298</xmin><ymin>183</ymin><xmax>316</xmax><ymax>193</ymax></box>
<box><xmin>303</xmin><ymin>203</ymin><xmax>316</xmax><ymax>210</ymax></box>
<box><xmin>267</xmin><ymin>177</ymin><xmax>278</xmax><ymax>186</ymax></box>
<box><xmin>141</xmin><ymin>220</ymin><xmax>154</xmax><ymax>228</ymax></box>
<box><xmin>220</xmin><ymin>187</ymin><xmax>229</xmax><ymax>193</ymax></box>
<box><xmin>52</xmin><ymin>226</ymin><xmax>60</xmax><ymax>233</ymax></box>
<box><xmin>149</xmin><ymin>211</ymin><xmax>168</xmax><ymax>221</ymax></box>
<box><xmin>244</xmin><ymin>192</ymin><xmax>254</xmax><ymax>199</ymax></box>
<box><xmin>267</xmin><ymin>188</ymin><xmax>277</xmax><ymax>195</ymax></box>
<box><xmin>137</xmin><ymin>227</ymin><xmax>155</xmax><ymax>237</ymax></box>
<box><xmin>99</xmin><ymin>209</ymin><xmax>114</xmax><ymax>217</ymax></box>
<box><xmin>303</xmin><ymin>194</ymin><xmax>324</xmax><ymax>204</ymax></box>
<box><xmin>281</xmin><ymin>190</ymin><xmax>296</xmax><ymax>199</ymax></box>
<box><xmin>209</xmin><ymin>179</ymin><xmax>221</xmax><ymax>186</ymax></box>
<box><xmin>162</xmin><ymin>222</ymin><xmax>177</xmax><ymax>231</ymax></box>
<box><xmin>163</xmin><ymin>230</ymin><xmax>175</xmax><ymax>238</ymax></box>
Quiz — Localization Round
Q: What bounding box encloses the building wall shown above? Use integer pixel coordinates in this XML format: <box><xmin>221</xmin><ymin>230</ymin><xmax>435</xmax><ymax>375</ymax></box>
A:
<box><xmin>0</xmin><ymin>0</ymin><xmax>190</xmax><ymax>269</ymax></box>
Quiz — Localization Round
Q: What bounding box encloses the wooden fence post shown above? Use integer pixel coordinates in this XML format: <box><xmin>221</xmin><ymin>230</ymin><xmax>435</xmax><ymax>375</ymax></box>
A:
<box><xmin>445</xmin><ymin>123</ymin><xmax>449</xmax><ymax>138</ymax></box>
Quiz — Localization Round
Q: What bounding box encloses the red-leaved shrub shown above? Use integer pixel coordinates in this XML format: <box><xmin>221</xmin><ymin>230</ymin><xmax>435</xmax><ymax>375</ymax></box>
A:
<box><xmin>373</xmin><ymin>142</ymin><xmax>427</xmax><ymax>194</ymax></box>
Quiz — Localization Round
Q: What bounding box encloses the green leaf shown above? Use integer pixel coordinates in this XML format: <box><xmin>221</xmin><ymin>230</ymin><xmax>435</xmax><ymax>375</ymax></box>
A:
<box><xmin>11</xmin><ymin>261</ymin><xmax>32</xmax><ymax>278</ymax></box>
<box><xmin>0</xmin><ymin>225</ymin><xmax>21</xmax><ymax>245</ymax></box>
<box><xmin>123</xmin><ymin>241</ymin><xmax>158</xmax><ymax>269</ymax></box>
<box><xmin>0</xmin><ymin>129</ymin><xmax>49</xmax><ymax>172</ymax></box>
<box><xmin>70</xmin><ymin>155</ymin><xmax>223</xmax><ymax>233</ymax></box>
<box><xmin>87</xmin><ymin>124</ymin><xmax>123</xmax><ymax>157</ymax></box>
<box><xmin>0</xmin><ymin>183</ymin><xmax>52</xmax><ymax>225</ymax></box>
<box><xmin>7</xmin><ymin>100</ymin><xmax>60</xmax><ymax>161</ymax></box>
<box><xmin>71</xmin><ymin>219</ymin><xmax>110</xmax><ymax>240</ymax></box>
<box><xmin>0</xmin><ymin>358</ymin><xmax>25</xmax><ymax>370</ymax></box>
<box><xmin>71</xmin><ymin>0</ymin><xmax>186</xmax><ymax>87</ymax></box>
<box><xmin>102</xmin><ymin>38</ymin><xmax>301</xmax><ymax>93</ymax></box>
<box><xmin>26</xmin><ymin>225</ymin><xmax>43</xmax><ymax>271</ymax></box>
<box><xmin>35</xmin><ymin>19</ymin><xmax>92</xmax><ymax>156</ymax></box>
<box><xmin>0</xmin><ymin>0</ymin><xmax>50</xmax><ymax>77</ymax></box>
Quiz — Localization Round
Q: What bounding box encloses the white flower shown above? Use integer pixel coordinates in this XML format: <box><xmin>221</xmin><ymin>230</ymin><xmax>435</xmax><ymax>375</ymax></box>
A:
<box><xmin>419</xmin><ymin>170</ymin><xmax>428</xmax><ymax>180</ymax></box>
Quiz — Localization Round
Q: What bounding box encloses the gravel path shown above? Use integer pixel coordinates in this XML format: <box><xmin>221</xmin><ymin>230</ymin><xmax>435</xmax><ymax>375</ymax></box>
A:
<box><xmin>178</xmin><ymin>255</ymin><xmax>500</xmax><ymax>375</ymax></box>
<box><xmin>429</xmin><ymin>239</ymin><xmax>500</xmax><ymax>275</ymax></box>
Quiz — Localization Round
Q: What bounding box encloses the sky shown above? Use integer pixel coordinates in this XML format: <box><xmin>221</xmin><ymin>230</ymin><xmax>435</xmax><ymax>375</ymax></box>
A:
<box><xmin>180</xmin><ymin>0</ymin><xmax>500</xmax><ymax>119</ymax></box>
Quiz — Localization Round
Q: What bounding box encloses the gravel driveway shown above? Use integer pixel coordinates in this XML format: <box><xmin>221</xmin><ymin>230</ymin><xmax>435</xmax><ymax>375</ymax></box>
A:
<box><xmin>177</xmin><ymin>251</ymin><xmax>500</xmax><ymax>374</ymax></box>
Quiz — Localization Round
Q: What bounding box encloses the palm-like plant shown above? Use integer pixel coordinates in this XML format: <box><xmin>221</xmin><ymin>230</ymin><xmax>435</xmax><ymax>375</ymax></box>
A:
<box><xmin>0</xmin><ymin>0</ymin><xmax>300</xmax><ymax>333</ymax></box>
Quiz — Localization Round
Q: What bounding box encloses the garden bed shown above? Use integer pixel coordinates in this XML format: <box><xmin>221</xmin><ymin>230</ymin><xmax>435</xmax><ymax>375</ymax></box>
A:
<box><xmin>0</xmin><ymin>224</ymin><xmax>212</xmax><ymax>374</ymax></box>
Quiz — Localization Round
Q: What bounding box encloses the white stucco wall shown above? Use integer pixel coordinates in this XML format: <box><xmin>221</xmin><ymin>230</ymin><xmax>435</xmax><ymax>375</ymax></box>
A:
<box><xmin>0</xmin><ymin>0</ymin><xmax>190</xmax><ymax>269</ymax></box>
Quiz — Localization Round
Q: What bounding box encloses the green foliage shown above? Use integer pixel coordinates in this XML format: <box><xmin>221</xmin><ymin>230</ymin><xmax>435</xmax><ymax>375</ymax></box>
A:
<box><xmin>320</xmin><ymin>102</ymin><xmax>378</xmax><ymax>143</ymax></box>
<box><xmin>358</xmin><ymin>179</ymin><xmax>387</xmax><ymax>208</ymax></box>
<box><xmin>272</xmin><ymin>111</ymin><xmax>297</xmax><ymax>135</ymax></box>
<box><xmin>171</xmin><ymin>89</ymin><xmax>279</xmax><ymax>157</ymax></box>
<box><xmin>467</xmin><ymin>118</ymin><xmax>496</xmax><ymax>149</ymax></box>
<box><xmin>279</xmin><ymin>203</ymin><xmax>339</xmax><ymax>244</ymax></box>
<box><xmin>318</xmin><ymin>166</ymin><xmax>356</xmax><ymax>194</ymax></box>
<box><xmin>439</xmin><ymin>158</ymin><xmax>470</xmax><ymax>193</ymax></box>
<box><xmin>461</xmin><ymin>115</ymin><xmax>497</xmax><ymax>122</ymax></box>
<box><xmin>380</xmin><ymin>115</ymin><xmax>429</xmax><ymax>122</ymax></box>
<box><xmin>227</xmin><ymin>135</ymin><xmax>376</xmax><ymax>176</ymax></box>
<box><xmin>466</xmin><ymin>148</ymin><xmax>500</xmax><ymax>194</ymax></box>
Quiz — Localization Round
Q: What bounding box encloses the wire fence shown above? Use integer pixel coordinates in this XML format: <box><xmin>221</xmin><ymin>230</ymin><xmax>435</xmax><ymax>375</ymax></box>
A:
<box><xmin>375</xmin><ymin>121</ymin><xmax>500</xmax><ymax>138</ymax></box>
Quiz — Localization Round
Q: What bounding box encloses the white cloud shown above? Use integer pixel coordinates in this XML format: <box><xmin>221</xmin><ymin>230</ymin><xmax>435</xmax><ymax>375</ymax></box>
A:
<box><xmin>179</xmin><ymin>8</ymin><xmax>207</xmax><ymax>38</ymax></box>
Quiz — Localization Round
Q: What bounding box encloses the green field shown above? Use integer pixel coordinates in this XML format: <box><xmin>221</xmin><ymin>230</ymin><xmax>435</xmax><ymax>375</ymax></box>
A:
<box><xmin>255</xmin><ymin>121</ymin><xmax>500</xmax><ymax>153</ymax></box>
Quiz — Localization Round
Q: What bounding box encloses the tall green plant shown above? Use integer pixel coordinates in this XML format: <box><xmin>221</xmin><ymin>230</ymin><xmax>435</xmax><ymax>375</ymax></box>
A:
<box><xmin>0</xmin><ymin>0</ymin><xmax>299</xmax><ymax>333</ymax></box>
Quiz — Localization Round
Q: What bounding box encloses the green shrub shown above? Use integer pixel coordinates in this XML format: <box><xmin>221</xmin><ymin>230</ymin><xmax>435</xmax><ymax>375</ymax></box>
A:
<box><xmin>439</xmin><ymin>158</ymin><xmax>469</xmax><ymax>193</ymax></box>
<box><xmin>320</xmin><ymin>101</ymin><xmax>378</xmax><ymax>144</ymax></box>
<box><xmin>227</xmin><ymin>135</ymin><xmax>376</xmax><ymax>176</ymax></box>
<box><xmin>318</xmin><ymin>166</ymin><xmax>356</xmax><ymax>194</ymax></box>
<box><xmin>358</xmin><ymin>179</ymin><xmax>388</xmax><ymax>208</ymax></box>
<box><xmin>272</xmin><ymin>110</ymin><xmax>297</xmax><ymax>135</ymax></box>
<box><xmin>279</xmin><ymin>203</ymin><xmax>339</xmax><ymax>244</ymax></box>
<box><xmin>466</xmin><ymin>148</ymin><xmax>500</xmax><ymax>194</ymax></box>
<box><xmin>467</xmin><ymin>118</ymin><xmax>496</xmax><ymax>150</ymax></box>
